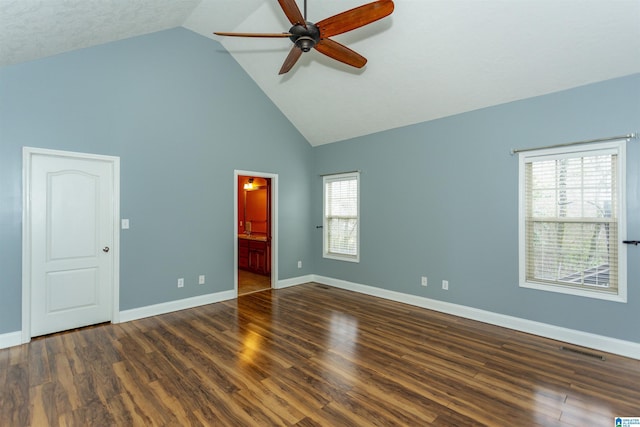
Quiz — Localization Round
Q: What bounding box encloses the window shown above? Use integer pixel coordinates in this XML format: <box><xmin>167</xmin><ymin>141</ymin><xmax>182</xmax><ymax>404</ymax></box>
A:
<box><xmin>323</xmin><ymin>172</ymin><xmax>360</xmax><ymax>262</ymax></box>
<box><xmin>518</xmin><ymin>141</ymin><xmax>626</xmax><ymax>302</ymax></box>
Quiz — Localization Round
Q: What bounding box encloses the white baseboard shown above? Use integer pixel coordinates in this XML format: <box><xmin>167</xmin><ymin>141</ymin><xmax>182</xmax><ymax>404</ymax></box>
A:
<box><xmin>117</xmin><ymin>275</ymin><xmax>313</xmax><ymax>324</ymax></box>
<box><xmin>0</xmin><ymin>331</ymin><xmax>23</xmax><ymax>350</ymax></box>
<box><xmin>276</xmin><ymin>274</ymin><xmax>314</xmax><ymax>289</ymax></box>
<box><xmin>118</xmin><ymin>289</ymin><xmax>236</xmax><ymax>323</ymax></box>
<box><xmin>118</xmin><ymin>276</ymin><xmax>311</xmax><ymax>324</ymax></box>
<box><xmin>6</xmin><ymin>275</ymin><xmax>638</xmax><ymax>360</ymax></box>
<box><xmin>312</xmin><ymin>275</ymin><xmax>640</xmax><ymax>360</ymax></box>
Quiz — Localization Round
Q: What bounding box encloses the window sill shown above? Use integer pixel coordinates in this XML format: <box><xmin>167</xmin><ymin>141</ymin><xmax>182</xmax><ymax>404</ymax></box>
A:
<box><xmin>519</xmin><ymin>280</ymin><xmax>627</xmax><ymax>303</ymax></box>
<box><xmin>323</xmin><ymin>253</ymin><xmax>359</xmax><ymax>263</ymax></box>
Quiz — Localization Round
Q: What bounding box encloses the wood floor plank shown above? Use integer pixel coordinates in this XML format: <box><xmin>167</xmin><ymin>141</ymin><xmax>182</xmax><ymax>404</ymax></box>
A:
<box><xmin>236</xmin><ymin>382</ymin><xmax>306</xmax><ymax>425</ymax></box>
<box><xmin>2</xmin><ymin>283</ymin><xmax>639</xmax><ymax>426</ymax></box>
<box><xmin>1</xmin><ymin>364</ymin><xmax>30</xmax><ymax>427</ymax></box>
<box><xmin>315</xmin><ymin>400</ymin><xmax>378</xmax><ymax>426</ymax></box>
<box><xmin>26</xmin><ymin>339</ymin><xmax>50</xmax><ymax>388</ymax></box>
<box><xmin>111</xmin><ymin>362</ymin><xmax>177</xmax><ymax>425</ymax></box>
<box><xmin>260</xmin><ymin>374</ymin><xmax>327</xmax><ymax>416</ymax></box>
<box><xmin>28</xmin><ymin>384</ymin><xmax>50</xmax><ymax>427</ymax></box>
<box><xmin>146</xmin><ymin>379</ymin><xmax>199</xmax><ymax>425</ymax></box>
<box><xmin>346</xmin><ymin>383</ymin><xmax>439</xmax><ymax>425</ymax></box>
<box><xmin>59</xmin><ymin>333</ymin><xmax>86</xmax><ymax>377</ymax></box>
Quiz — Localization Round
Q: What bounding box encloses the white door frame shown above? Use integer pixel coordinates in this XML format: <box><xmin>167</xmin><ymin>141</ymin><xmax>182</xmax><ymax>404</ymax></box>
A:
<box><xmin>234</xmin><ymin>170</ymin><xmax>278</xmax><ymax>296</ymax></box>
<box><xmin>22</xmin><ymin>147</ymin><xmax>120</xmax><ymax>343</ymax></box>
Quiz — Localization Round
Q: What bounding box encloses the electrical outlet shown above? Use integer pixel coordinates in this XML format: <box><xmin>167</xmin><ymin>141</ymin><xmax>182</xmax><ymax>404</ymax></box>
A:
<box><xmin>442</xmin><ymin>280</ymin><xmax>449</xmax><ymax>290</ymax></box>
<box><xmin>297</xmin><ymin>260</ymin><xmax>302</xmax><ymax>269</ymax></box>
<box><xmin>198</xmin><ymin>275</ymin><xmax>205</xmax><ymax>285</ymax></box>
<box><xmin>178</xmin><ymin>278</ymin><xmax>184</xmax><ymax>288</ymax></box>
<box><xmin>421</xmin><ymin>276</ymin><xmax>428</xmax><ymax>287</ymax></box>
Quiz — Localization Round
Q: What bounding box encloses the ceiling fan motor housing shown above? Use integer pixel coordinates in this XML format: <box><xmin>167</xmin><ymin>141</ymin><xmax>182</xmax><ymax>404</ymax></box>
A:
<box><xmin>289</xmin><ymin>21</ymin><xmax>320</xmax><ymax>51</ymax></box>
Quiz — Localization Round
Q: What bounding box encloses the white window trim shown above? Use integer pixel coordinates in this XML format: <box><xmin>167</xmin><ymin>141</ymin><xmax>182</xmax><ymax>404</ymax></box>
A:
<box><xmin>518</xmin><ymin>140</ymin><xmax>627</xmax><ymax>303</ymax></box>
<box><xmin>323</xmin><ymin>172</ymin><xmax>360</xmax><ymax>263</ymax></box>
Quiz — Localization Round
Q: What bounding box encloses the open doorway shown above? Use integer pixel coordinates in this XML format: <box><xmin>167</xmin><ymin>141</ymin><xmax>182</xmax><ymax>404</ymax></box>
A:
<box><xmin>237</xmin><ymin>173</ymin><xmax>274</xmax><ymax>295</ymax></box>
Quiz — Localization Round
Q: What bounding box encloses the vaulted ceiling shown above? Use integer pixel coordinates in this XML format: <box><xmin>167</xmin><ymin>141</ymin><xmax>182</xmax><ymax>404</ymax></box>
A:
<box><xmin>2</xmin><ymin>0</ymin><xmax>639</xmax><ymax>146</ymax></box>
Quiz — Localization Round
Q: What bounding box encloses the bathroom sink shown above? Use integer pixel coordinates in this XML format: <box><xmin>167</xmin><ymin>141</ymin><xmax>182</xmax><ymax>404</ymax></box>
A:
<box><xmin>238</xmin><ymin>233</ymin><xmax>267</xmax><ymax>241</ymax></box>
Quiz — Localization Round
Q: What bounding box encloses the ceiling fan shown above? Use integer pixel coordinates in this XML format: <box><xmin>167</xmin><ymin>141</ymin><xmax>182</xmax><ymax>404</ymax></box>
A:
<box><xmin>214</xmin><ymin>0</ymin><xmax>394</xmax><ymax>75</ymax></box>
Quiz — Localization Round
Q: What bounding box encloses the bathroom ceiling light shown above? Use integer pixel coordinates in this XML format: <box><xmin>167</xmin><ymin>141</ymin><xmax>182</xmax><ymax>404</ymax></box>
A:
<box><xmin>244</xmin><ymin>178</ymin><xmax>254</xmax><ymax>190</ymax></box>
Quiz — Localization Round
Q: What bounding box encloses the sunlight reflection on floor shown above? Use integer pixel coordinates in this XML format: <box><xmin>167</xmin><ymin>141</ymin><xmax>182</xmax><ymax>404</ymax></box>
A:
<box><xmin>329</xmin><ymin>311</ymin><xmax>359</xmax><ymax>351</ymax></box>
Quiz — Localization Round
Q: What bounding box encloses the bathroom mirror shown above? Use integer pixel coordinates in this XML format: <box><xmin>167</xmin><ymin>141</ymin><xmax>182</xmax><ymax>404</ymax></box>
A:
<box><xmin>243</xmin><ymin>179</ymin><xmax>269</xmax><ymax>235</ymax></box>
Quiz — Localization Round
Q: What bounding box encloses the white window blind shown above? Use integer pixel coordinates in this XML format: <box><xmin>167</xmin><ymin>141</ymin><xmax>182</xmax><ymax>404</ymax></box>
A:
<box><xmin>323</xmin><ymin>172</ymin><xmax>359</xmax><ymax>262</ymax></box>
<box><xmin>519</xmin><ymin>141</ymin><xmax>627</xmax><ymax>302</ymax></box>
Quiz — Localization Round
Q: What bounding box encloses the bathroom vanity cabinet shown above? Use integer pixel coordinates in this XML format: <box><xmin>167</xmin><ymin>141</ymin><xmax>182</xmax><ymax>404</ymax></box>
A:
<box><xmin>238</xmin><ymin>236</ymin><xmax>269</xmax><ymax>275</ymax></box>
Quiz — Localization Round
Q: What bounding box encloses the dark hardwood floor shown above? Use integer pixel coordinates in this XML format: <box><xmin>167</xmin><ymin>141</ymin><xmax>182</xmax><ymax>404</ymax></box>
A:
<box><xmin>1</xmin><ymin>283</ymin><xmax>638</xmax><ymax>426</ymax></box>
<box><xmin>238</xmin><ymin>270</ymin><xmax>271</xmax><ymax>296</ymax></box>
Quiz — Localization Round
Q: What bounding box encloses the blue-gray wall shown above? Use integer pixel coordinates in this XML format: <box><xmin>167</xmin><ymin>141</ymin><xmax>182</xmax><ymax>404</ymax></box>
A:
<box><xmin>0</xmin><ymin>28</ymin><xmax>313</xmax><ymax>333</ymax></box>
<box><xmin>312</xmin><ymin>73</ymin><xmax>640</xmax><ymax>343</ymax></box>
<box><xmin>2</xmin><ymin>26</ymin><xmax>638</xmax><ymax>345</ymax></box>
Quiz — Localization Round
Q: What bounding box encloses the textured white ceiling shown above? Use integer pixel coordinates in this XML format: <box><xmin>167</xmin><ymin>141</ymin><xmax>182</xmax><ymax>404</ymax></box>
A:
<box><xmin>0</xmin><ymin>0</ymin><xmax>203</xmax><ymax>66</ymax></box>
<box><xmin>2</xmin><ymin>0</ymin><xmax>639</xmax><ymax>146</ymax></box>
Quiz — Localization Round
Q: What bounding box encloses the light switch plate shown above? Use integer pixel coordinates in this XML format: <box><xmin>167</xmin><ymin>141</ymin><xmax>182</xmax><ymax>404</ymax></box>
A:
<box><xmin>121</xmin><ymin>219</ymin><xmax>130</xmax><ymax>229</ymax></box>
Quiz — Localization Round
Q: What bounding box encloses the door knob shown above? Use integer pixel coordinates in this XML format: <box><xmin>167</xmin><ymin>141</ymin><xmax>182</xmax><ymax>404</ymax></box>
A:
<box><xmin>103</xmin><ymin>246</ymin><xmax>110</xmax><ymax>253</ymax></box>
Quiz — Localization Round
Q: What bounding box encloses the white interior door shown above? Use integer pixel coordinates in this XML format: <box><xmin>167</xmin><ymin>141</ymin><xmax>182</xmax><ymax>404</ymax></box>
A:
<box><xmin>28</xmin><ymin>151</ymin><xmax>116</xmax><ymax>337</ymax></box>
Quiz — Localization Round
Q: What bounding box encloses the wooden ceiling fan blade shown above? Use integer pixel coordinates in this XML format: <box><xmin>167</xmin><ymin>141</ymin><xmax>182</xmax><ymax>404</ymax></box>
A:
<box><xmin>315</xmin><ymin>39</ymin><xmax>367</xmax><ymax>69</ymax></box>
<box><xmin>279</xmin><ymin>45</ymin><xmax>303</xmax><ymax>75</ymax></box>
<box><xmin>214</xmin><ymin>32</ymin><xmax>292</xmax><ymax>38</ymax></box>
<box><xmin>278</xmin><ymin>0</ymin><xmax>306</xmax><ymax>27</ymax></box>
<box><xmin>316</xmin><ymin>0</ymin><xmax>394</xmax><ymax>38</ymax></box>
